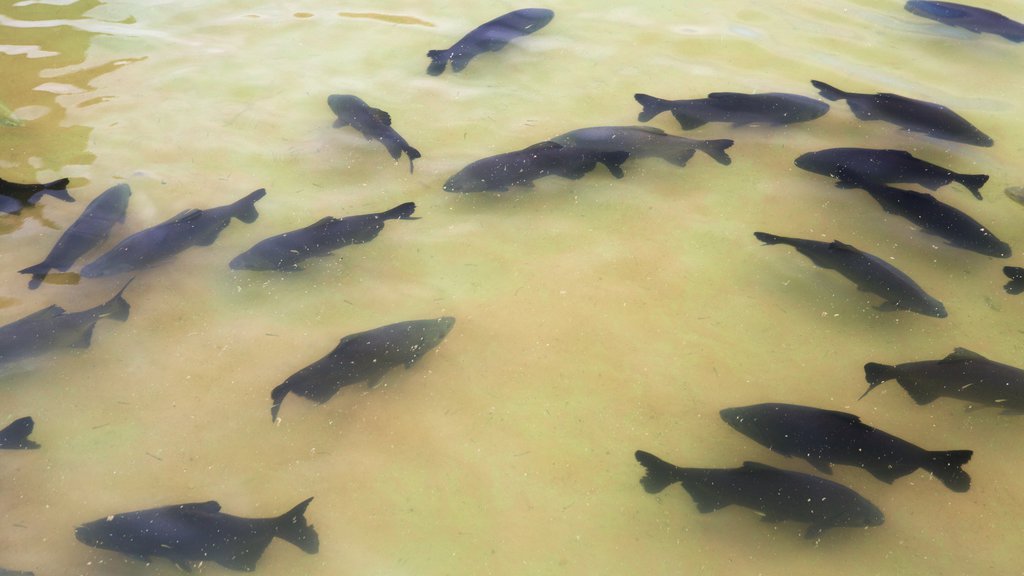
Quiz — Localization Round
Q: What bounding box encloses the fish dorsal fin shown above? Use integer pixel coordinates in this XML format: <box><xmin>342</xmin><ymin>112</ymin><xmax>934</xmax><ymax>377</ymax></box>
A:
<box><xmin>17</xmin><ymin>304</ymin><xmax>66</xmax><ymax>323</ymax></box>
<box><xmin>177</xmin><ymin>501</ymin><xmax>221</xmax><ymax>514</ymax></box>
<box><xmin>940</xmin><ymin>347</ymin><xmax>988</xmax><ymax>364</ymax></box>
<box><xmin>630</xmin><ymin>126</ymin><xmax>668</xmax><ymax>135</ymax></box>
<box><xmin>828</xmin><ymin>240</ymin><xmax>860</xmax><ymax>254</ymax></box>
<box><xmin>741</xmin><ymin>461</ymin><xmax>781</xmax><ymax>473</ymax></box>
<box><xmin>369</xmin><ymin>107</ymin><xmax>391</xmax><ymax>126</ymax></box>
<box><xmin>524</xmin><ymin>141</ymin><xmax>563</xmax><ymax>153</ymax></box>
<box><xmin>706</xmin><ymin>92</ymin><xmax>747</xmax><ymax>102</ymax></box>
<box><xmin>819</xmin><ymin>408</ymin><xmax>862</xmax><ymax>423</ymax></box>
<box><xmin>163</xmin><ymin>208</ymin><xmax>202</xmax><ymax>225</ymax></box>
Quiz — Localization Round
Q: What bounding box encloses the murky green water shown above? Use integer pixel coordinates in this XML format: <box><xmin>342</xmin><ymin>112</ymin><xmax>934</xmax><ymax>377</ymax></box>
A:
<box><xmin>2</xmin><ymin>0</ymin><xmax>1024</xmax><ymax>574</ymax></box>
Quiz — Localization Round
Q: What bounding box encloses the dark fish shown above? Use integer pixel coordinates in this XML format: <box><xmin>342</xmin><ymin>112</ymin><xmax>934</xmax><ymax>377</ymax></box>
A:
<box><xmin>327</xmin><ymin>95</ymin><xmax>421</xmax><ymax>173</ymax></box>
<box><xmin>720</xmin><ymin>403</ymin><xmax>972</xmax><ymax>492</ymax></box>
<box><xmin>1003</xmin><ymin>266</ymin><xmax>1024</xmax><ymax>294</ymax></box>
<box><xmin>80</xmin><ymin>189</ymin><xmax>265</xmax><ymax>277</ymax></box>
<box><xmin>905</xmin><ymin>1</ymin><xmax>1024</xmax><ymax>42</ymax></box>
<box><xmin>271</xmin><ymin>317</ymin><xmax>455</xmax><ymax>421</ymax></box>
<box><xmin>754</xmin><ymin>232</ymin><xmax>947</xmax><ymax>318</ymax></box>
<box><xmin>426</xmin><ymin>8</ymin><xmax>555</xmax><ymax>75</ymax></box>
<box><xmin>0</xmin><ymin>416</ymin><xmax>39</xmax><ymax>449</ymax></box>
<box><xmin>794</xmin><ymin>147</ymin><xmax>988</xmax><ymax>200</ymax></box>
<box><xmin>634</xmin><ymin>92</ymin><xmax>829</xmax><ymax>129</ymax></box>
<box><xmin>0</xmin><ymin>279</ymin><xmax>132</xmax><ymax>366</ymax></box>
<box><xmin>634</xmin><ymin>451</ymin><xmax>884</xmax><ymax>540</ymax></box>
<box><xmin>0</xmin><ymin>569</ymin><xmax>33</xmax><ymax>576</ymax></box>
<box><xmin>230</xmin><ymin>202</ymin><xmax>416</xmax><ymax>271</ymax></box>
<box><xmin>0</xmin><ymin>177</ymin><xmax>73</xmax><ymax>214</ymax></box>
<box><xmin>863</xmin><ymin>347</ymin><xmax>1024</xmax><ymax>413</ymax></box>
<box><xmin>75</xmin><ymin>497</ymin><xmax>318</xmax><ymax>572</ymax></box>
<box><xmin>18</xmin><ymin>183</ymin><xmax>132</xmax><ymax>289</ymax></box>
<box><xmin>443</xmin><ymin>141</ymin><xmax>628</xmax><ymax>193</ymax></box>
<box><xmin>550</xmin><ymin>125</ymin><xmax>733</xmax><ymax>166</ymax></box>
<box><xmin>811</xmin><ymin>80</ymin><xmax>993</xmax><ymax>147</ymax></box>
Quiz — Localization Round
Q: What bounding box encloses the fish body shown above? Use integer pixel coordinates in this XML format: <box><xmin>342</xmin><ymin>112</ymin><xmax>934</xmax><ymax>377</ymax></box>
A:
<box><xmin>0</xmin><ymin>416</ymin><xmax>38</xmax><ymax>449</ymax></box>
<box><xmin>426</xmin><ymin>8</ymin><xmax>555</xmax><ymax>75</ymax></box>
<box><xmin>753</xmin><ymin>232</ymin><xmax>947</xmax><ymax>318</ymax></box>
<box><xmin>811</xmin><ymin>80</ymin><xmax>993</xmax><ymax>147</ymax></box>
<box><xmin>634</xmin><ymin>451</ymin><xmax>884</xmax><ymax>539</ymax></box>
<box><xmin>75</xmin><ymin>497</ymin><xmax>318</xmax><ymax>572</ymax></box>
<box><xmin>271</xmin><ymin>317</ymin><xmax>456</xmax><ymax>421</ymax></box>
<box><xmin>0</xmin><ymin>569</ymin><xmax>33</xmax><ymax>576</ymax></box>
<box><xmin>550</xmin><ymin>125</ymin><xmax>733</xmax><ymax>166</ymax></box>
<box><xmin>327</xmin><ymin>95</ymin><xmax>421</xmax><ymax>172</ymax></box>
<box><xmin>0</xmin><ymin>177</ymin><xmax>73</xmax><ymax>214</ymax></box>
<box><xmin>80</xmin><ymin>189</ymin><xmax>265</xmax><ymax>277</ymax></box>
<box><xmin>634</xmin><ymin>92</ymin><xmax>829</xmax><ymax>129</ymax></box>
<box><xmin>443</xmin><ymin>141</ymin><xmax>628</xmax><ymax>192</ymax></box>
<box><xmin>905</xmin><ymin>1</ymin><xmax>1024</xmax><ymax>42</ymax></box>
<box><xmin>1003</xmin><ymin>266</ymin><xmax>1024</xmax><ymax>294</ymax></box>
<box><xmin>720</xmin><ymin>403</ymin><xmax>972</xmax><ymax>491</ymax></box>
<box><xmin>230</xmin><ymin>202</ymin><xmax>416</xmax><ymax>271</ymax></box>
<box><xmin>863</xmin><ymin>347</ymin><xmax>1024</xmax><ymax>413</ymax></box>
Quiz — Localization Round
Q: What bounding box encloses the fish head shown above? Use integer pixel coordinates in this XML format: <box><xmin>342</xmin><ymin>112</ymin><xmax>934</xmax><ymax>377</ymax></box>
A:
<box><xmin>719</xmin><ymin>405</ymin><xmax>775</xmax><ymax>446</ymax></box>
<box><xmin>74</xmin><ymin>518</ymin><xmax>124</xmax><ymax>550</ymax></box>
<box><xmin>836</xmin><ymin>501</ymin><xmax>885</xmax><ymax>529</ymax></box>
<box><xmin>443</xmin><ymin>171</ymin><xmax>484</xmax><ymax>193</ymax></box>
<box><xmin>905</xmin><ymin>0</ymin><xmax>963</xmax><ymax>21</ymax></box>
<box><xmin>419</xmin><ymin>316</ymin><xmax>456</xmax><ymax>347</ymax></box>
<box><xmin>229</xmin><ymin>247</ymin><xmax>279</xmax><ymax>271</ymax></box>
<box><xmin>792</xmin><ymin>151</ymin><xmax>833</xmax><ymax>175</ymax></box>
<box><xmin>918</xmin><ymin>298</ymin><xmax>948</xmax><ymax>319</ymax></box>
<box><xmin>327</xmin><ymin>94</ymin><xmax>365</xmax><ymax>120</ymax></box>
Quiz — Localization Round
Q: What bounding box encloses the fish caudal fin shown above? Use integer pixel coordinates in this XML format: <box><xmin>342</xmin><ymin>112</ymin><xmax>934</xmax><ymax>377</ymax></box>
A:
<box><xmin>811</xmin><ymin>80</ymin><xmax>848</xmax><ymax>101</ymax></box>
<box><xmin>923</xmin><ymin>450</ymin><xmax>973</xmax><ymax>492</ymax></box>
<box><xmin>18</xmin><ymin>262</ymin><xmax>51</xmax><ymax>290</ymax></box>
<box><xmin>955</xmin><ymin>173</ymin><xmax>988</xmax><ymax>200</ymax></box>
<box><xmin>700</xmin><ymin>139</ymin><xmax>734</xmax><ymax>166</ymax></box>
<box><xmin>275</xmin><ymin>497</ymin><xmax>320</xmax><ymax>554</ymax></box>
<box><xmin>405</xmin><ymin>145</ymin><xmax>421</xmax><ymax>173</ymax></box>
<box><xmin>426</xmin><ymin>49</ymin><xmax>449</xmax><ymax>76</ymax></box>
<box><xmin>634</xmin><ymin>450</ymin><xmax>683</xmax><ymax>494</ymax></box>
<box><xmin>634</xmin><ymin>93</ymin><xmax>671</xmax><ymax>122</ymax></box>
<box><xmin>270</xmin><ymin>383</ymin><xmax>290</xmax><ymax>421</ymax></box>
<box><xmin>753</xmin><ymin>231</ymin><xmax>785</xmax><ymax>245</ymax></box>
<box><xmin>101</xmin><ymin>277</ymin><xmax>133</xmax><ymax>322</ymax></box>
<box><xmin>860</xmin><ymin>362</ymin><xmax>898</xmax><ymax>400</ymax></box>
<box><xmin>29</xmin><ymin>178</ymin><xmax>73</xmax><ymax>204</ymax></box>
<box><xmin>596</xmin><ymin>151</ymin><xmax>629</xmax><ymax>178</ymax></box>
<box><xmin>380</xmin><ymin>202</ymin><xmax>417</xmax><ymax>220</ymax></box>
<box><xmin>230</xmin><ymin>188</ymin><xmax>267</xmax><ymax>223</ymax></box>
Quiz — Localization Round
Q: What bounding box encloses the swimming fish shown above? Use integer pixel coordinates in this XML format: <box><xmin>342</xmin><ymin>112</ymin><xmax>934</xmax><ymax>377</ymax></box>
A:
<box><xmin>794</xmin><ymin>147</ymin><xmax>988</xmax><ymax>200</ymax></box>
<box><xmin>80</xmin><ymin>189</ymin><xmax>265</xmax><ymax>277</ymax></box>
<box><xmin>905</xmin><ymin>1</ymin><xmax>1024</xmax><ymax>42</ymax></box>
<box><xmin>634</xmin><ymin>451</ymin><xmax>884</xmax><ymax>540</ymax></box>
<box><xmin>1003</xmin><ymin>266</ymin><xmax>1024</xmax><ymax>295</ymax></box>
<box><xmin>74</xmin><ymin>497</ymin><xmax>318</xmax><ymax>572</ymax></box>
<box><xmin>271</xmin><ymin>317</ymin><xmax>455</xmax><ymax>421</ymax></box>
<box><xmin>550</xmin><ymin>125</ymin><xmax>733</xmax><ymax>166</ymax></box>
<box><xmin>0</xmin><ymin>416</ymin><xmax>39</xmax><ymax>449</ymax></box>
<box><xmin>327</xmin><ymin>95</ymin><xmax>421</xmax><ymax>173</ymax></box>
<box><xmin>229</xmin><ymin>202</ymin><xmax>416</xmax><ymax>271</ymax></box>
<box><xmin>863</xmin><ymin>347</ymin><xmax>1024</xmax><ymax>413</ymax></box>
<box><xmin>443</xmin><ymin>141</ymin><xmax>628</xmax><ymax>193</ymax></box>
<box><xmin>634</xmin><ymin>92</ymin><xmax>829</xmax><ymax>129</ymax></box>
<box><xmin>0</xmin><ymin>569</ymin><xmax>33</xmax><ymax>576</ymax></box>
<box><xmin>19</xmin><ymin>183</ymin><xmax>132</xmax><ymax>289</ymax></box>
<box><xmin>426</xmin><ymin>8</ymin><xmax>555</xmax><ymax>75</ymax></box>
<box><xmin>753</xmin><ymin>232</ymin><xmax>947</xmax><ymax>318</ymax></box>
<box><xmin>811</xmin><ymin>80</ymin><xmax>993</xmax><ymax>147</ymax></box>
<box><xmin>0</xmin><ymin>279</ymin><xmax>132</xmax><ymax>366</ymax></box>
<box><xmin>0</xmin><ymin>177</ymin><xmax>73</xmax><ymax>214</ymax></box>
<box><xmin>1006</xmin><ymin>186</ymin><xmax>1024</xmax><ymax>206</ymax></box>
<box><xmin>720</xmin><ymin>403</ymin><xmax>972</xmax><ymax>492</ymax></box>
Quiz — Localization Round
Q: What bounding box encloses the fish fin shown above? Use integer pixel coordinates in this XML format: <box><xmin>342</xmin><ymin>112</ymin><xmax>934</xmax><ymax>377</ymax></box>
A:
<box><xmin>670</xmin><ymin>110</ymin><xmax>707</xmax><ymax>130</ymax></box>
<box><xmin>679</xmin><ymin>478</ymin><xmax>730</xmax><ymax>513</ymax></box>
<box><xmin>828</xmin><ymin>240</ymin><xmax>860</xmax><ymax>253</ymax></box>
<box><xmin>380</xmin><ymin>202</ymin><xmax>417</xmax><ymax>220</ymax></box>
<box><xmin>426</xmin><ymin>49</ymin><xmax>449</xmax><ymax>75</ymax></box>
<box><xmin>99</xmin><ymin>277</ymin><xmax>133</xmax><ymax>322</ymax></box>
<box><xmin>0</xmin><ymin>196</ymin><xmax>22</xmax><ymax>213</ymax></box>
<box><xmin>922</xmin><ymin>450</ymin><xmax>973</xmax><ymax>492</ymax></box>
<box><xmin>833</xmin><ymin>180</ymin><xmax>862</xmax><ymax>189</ymax></box>
<box><xmin>862</xmin><ymin>362</ymin><xmax>899</xmax><ymax>399</ymax></box>
<box><xmin>332</xmin><ymin>118</ymin><xmax>348</xmax><ymax>129</ymax></box>
<box><xmin>524</xmin><ymin>141</ymin><xmax>563</xmax><ymax>153</ymax></box>
<box><xmin>366</xmin><ymin>368</ymin><xmax>389</xmax><ymax>388</ymax></box>
<box><xmin>740</xmin><ymin>461</ymin><xmax>781</xmax><ymax>473</ymax></box>
<box><xmin>866</xmin><ymin>463</ymin><xmax>915</xmax><ymax>484</ymax></box>
<box><xmin>804</xmin><ymin>525</ymin><xmax>827</xmax><ymax>540</ymax></box>
<box><xmin>666</xmin><ymin>148</ymin><xmax>696</xmax><ymax>167</ymax></box>
<box><xmin>450</xmin><ymin>52</ymin><xmax>474</xmax><ymax>72</ymax></box>
<box><xmin>71</xmin><ymin>324</ymin><xmax>96</xmax><ymax>348</ymax></box>
<box><xmin>753</xmin><ymin>231</ymin><xmax>785</xmax><ymax>245</ymax></box>
<box><xmin>177</xmin><ymin>501</ymin><xmax>222</xmax><ymax>514</ymax></box>
<box><xmin>368</xmin><ymin>107</ymin><xmax>392</xmax><ymax>126</ymax></box>
<box><xmin>876</xmin><ymin>301</ymin><xmax>901</xmax><ymax>312</ymax></box>
<box><xmin>939</xmin><ymin>347</ymin><xmax>987</xmax><ymax>364</ymax></box>
<box><xmin>228</xmin><ymin>188</ymin><xmax>266</xmax><ymax>224</ymax></box>
<box><xmin>216</xmin><ymin>545</ymin><xmax>268</xmax><ymax>572</ymax></box>
<box><xmin>760</xmin><ymin>513</ymin><xmax>786</xmax><ymax>523</ymax></box>
<box><xmin>634</xmin><ymin>450</ymin><xmax>683</xmax><ymax>494</ymax></box>
<box><xmin>954</xmin><ymin>174</ymin><xmax>987</xmax><ymax>200</ymax></box>
<box><xmin>596</xmin><ymin>151</ymin><xmax>629</xmax><ymax>178</ymax></box>
<box><xmin>807</xmin><ymin>458</ymin><xmax>833</xmax><ymax>475</ymax></box>
<box><xmin>634</xmin><ymin>93</ymin><xmax>670</xmax><ymax>122</ymax></box>
<box><xmin>902</xmin><ymin>382</ymin><xmax>941</xmax><ymax>405</ymax></box>
<box><xmin>28</xmin><ymin>178</ymin><xmax>73</xmax><ymax>204</ymax></box>
<box><xmin>699</xmin><ymin>139</ymin><xmax>733</xmax><ymax>166</ymax></box>
<box><xmin>274</xmin><ymin>497</ymin><xmax>320</xmax><ymax>554</ymax></box>
<box><xmin>810</xmin><ymin>80</ymin><xmax>847</xmax><ymax>101</ymax></box>
<box><xmin>405</xmin><ymin>145</ymin><xmax>421</xmax><ymax>173</ymax></box>
<box><xmin>270</xmin><ymin>382</ymin><xmax>290</xmax><ymax>422</ymax></box>
<box><xmin>0</xmin><ymin>416</ymin><xmax>37</xmax><ymax>449</ymax></box>
<box><xmin>15</xmin><ymin>304</ymin><xmax>66</xmax><ymax>325</ymax></box>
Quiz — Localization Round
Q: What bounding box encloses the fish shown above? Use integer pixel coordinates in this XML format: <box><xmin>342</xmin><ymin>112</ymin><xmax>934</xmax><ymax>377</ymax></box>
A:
<box><xmin>0</xmin><ymin>569</ymin><xmax>33</xmax><ymax>576</ymax></box>
<box><xmin>443</xmin><ymin>141</ymin><xmax>629</xmax><ymax>193</ymax></box>
<box><xmin>905</xmin><ymin>1</ymin><xmax>1024</xmax><ymax>42</ymax></box>
<box><xmin>18</xmin><ymin>183</ymin><xmax>132</xmax><ymax>289</ymax></box>
<box><xmin>1003</xmin><ymin>266</ymin><xmax>1024</xmax><ymax>295</ymax></box>
<box><xmin>0</xmin><ymin>416</ymin><xmax>39</xmax><ymax>449</ymax></box>
<box><xmin>0</xmin><ymin>177</ymin><xmax>73</xmax><ymax>214</ymax></box>
<box><xmin>271</xmin><ymin>317</ymin><xmax>455</xmax><ymax>421</ymax></box>
<box><xmin>0</xmin><ymin>279</ymin><xmax>132</xmax><ymax>366</ymax></box>
<box><xmin>720</xmin><ymin>403</ymin><xmax>972</xmax><ymax>492</ymax></box>
<box><xmin>1006</xmin><ymin>186</ymin><xmax>1024</xmax><ymax>206</ymax></box>
<box><xmin>634</xmin><ymin>92</ymin><xmax>829</xmax><ymax>129</ymax></box>
<box><xmin>229</xmin><ymin>202</ymin><xmax>417</xmax><ymax>271</ymax></box>
<box><xmin>327</xmin><ymin>95</ymin><xmax>421</xmax><ymax>172</ymax></box>
<box><xmin>550</xmin><ymin>125</ymin><xmax>733</xmax><ymax>166</ymax></box>
<box><xmin>634</xmin><ymin>451</ymin><xmax>885</xmax><ymax>540</ymax></box>
<box><xmin>753</xmin><ymin>232</ymin><xmax>947</xmax><ymax>318</ymax></box>
<box><xmin>794</xmin><ymin>147</ymin><xmax>988</xmax><ymax>200</ymax></box>
<box><xmin>80</xmin><ymin>188</ymin><xmax>265</xmax><ymax>277</ymax></box>
<box><xmin>811</xmin><ymin>80</ymin><xmax>993</xmax><ymax>147</ymax></box>
<box><xmin>74</xmin><ymin>497</ymin><xmax>318</xmax><ymax>572</ymax></box>
<box><xmin>863</xmin><ymin>347</ymin><xmax>1024</xmax><ymax>413</ymax></box>
<box><xmin>426</xmin><ymin>8</ymin><xmax>555</xmax><ymax>75</ymax></box>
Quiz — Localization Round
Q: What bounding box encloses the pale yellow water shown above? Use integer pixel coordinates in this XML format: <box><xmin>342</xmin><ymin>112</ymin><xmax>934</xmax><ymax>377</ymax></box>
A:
<box><xmin>2</xmin><ymin>0</ymin><xmax>1024</xmax><ymax>574</ymax></box>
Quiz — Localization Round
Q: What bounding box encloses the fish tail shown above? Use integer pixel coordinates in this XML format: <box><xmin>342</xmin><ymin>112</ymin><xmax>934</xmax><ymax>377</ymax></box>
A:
<box><xmin>102</xmin><ymin>277</ymin><xmax>134</xmax><ymax>322</ymax></box>
<box><xmin>380</xmin><ymin>202</ymin><xmax>417</xmax><ymax>220</ymax></box>
<box><xmin>700</xmin><ymin>139</ymin><xmax>734</xmax><ymax>166</ymax></box>
<box><xmin>29</xmin><ymin>178</ymin><xmax>73</xmax><ymax>204</ymax></box>
<box><xmin>596</xmin><ymin>151</ymin><xmax>629</xmax><ymax>178</ymax></box>
<box><xmin>18</xmin><ymin>262</ymin><xmax>51</xmax><ymax>290</ymax></box>
<box><xmin>426</xmin><ymin>49</ymin><xmax>449</xmax><ymax>76</ymax></box>
<box><xmin>810</xmin><ymin>80</ymin><xmax>848</xmax><ymax>101</ymax></box>
<box><xmin>753</xmin><ymin>231</ymin><xmax>785</xmax><ymax>245</ymax></box>
<box><xmin>274</xmin><ymin>497</ymin><xmax>320</xmax><ymax>554</ymax></box>
<box><xmin>923</xmin><ymin>450</ymin><xmax>973</xmax><ymax>492</ymax></box>
<box><xmin>860</xmin><ymin>362</ymin><xmax>898</xmax><ymax>400</ymax></box>
<box><xmin>634</xmin><ymin>450</ymin><xmax>684</xmax><ymax>494</ymax></box>
<box><xmin>230</xmin><ymin>188</ymin><xmax>267</xmax><ymax>224</ymax></box>
<box><xmin>634</xmin><ymin>93</ymin><xmax>671</xmax><ymax>122</ymax></box>
<box><xmin>955</xmin><ymin>173</ymin><xmax>988</xmax><ymax>200</ymax></box>
<box><xmin>405</xmin><ymin>145</ymin><xmax>422</xmax><ymax>173</ymax></box>
<box><xmin>270</xmin><ymin>383</ymin><xmax>290</xmax><ymax>422</ymax></box>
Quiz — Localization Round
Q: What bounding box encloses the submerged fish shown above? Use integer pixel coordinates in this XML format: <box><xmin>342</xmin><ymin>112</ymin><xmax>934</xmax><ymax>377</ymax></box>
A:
<box><xmin>1006</xmin><ymin>186</ymin><xmax>1024</xmax><ymax>206</ymax></box>
<box><xmin>905</xmin><ymin>1</ymin><xmax>1024</xmax><ymax>42</ymax></box>
<box><xmin>864</xmin><ymin>347</ymin><xmax>1024</xmax><ymax>413</ymax></box>
<box><xmin>1003</xmin><ymin>266</ymin><xmax>1024</xmax><ymax>295</ymax></box>
<box><xmin>80</xmin><ymin>189</ymin><xmax>265</xmax><ymax>277</ymax></box>
<box><xmin>754</xmin><ymin>232</ymin><xmax>947</xmax><ymax>318</ymax></box>
<box><xmin>327</xmin><ymin>95</ymin><xmax>421</xmax><ymax>172</ymax></box>
<box><xmin>0</xmin><ymin>416</ymin><xmax>39</xmax><ymax>449</ymax></box>
<box><xmin>634</xmin><ymin>92</ymin><xmax>829</xmax><ymax>129</ymax></box>
<box><xmin>426</xmin><ymin>8</ymin><xmax>555</xmax><ymax>75</ymax></box>
<box><xmin>230</xmin><ymin>202</ymin><xmax>416</xmax><ymax>271</ymax></box>
<box><xmin>75</xmin><ymin>497</ymin><xmax>318</xmax><ymax>572</ymax></box>
<box><xmin>550</xmin><ymin>125</ymin><xmax>733</xmax><ymax>166</ymax></box>
<box><xmin>271</xmin><ymin>317</ymin><xmax>455</xmax><ymax>421</ymax></box>
<box><xmin>811</xmin><ymin>80</ymin><xmax>993</xmax><ymax>147</ymax></box>
<box><xmin>634</xmin><ymin>451</ymin><xmax>884</xmax><ymax>540</ymax></box>
<box><xmin>19</xmin><ymin>183</ymin><xmax>132</xmax><ymax>289</ymax></box>
<box><xmin>0</xmin><ymin>177</ymin><xmax>73</xmax><ymax>214</ymax></box>
<box><xmin>444</xmin><ymin>141</ymin><xmax>628</xmax><ymax>192</ymax></box>
<box><xmin>794</xmin><ymin>148</ymin><xmax>988</xmax><ymax>200</ymax></box>
<box><xmin>720</xmin><ymin>403</ymin><xmax>972</xmax><ymax>491</ymax></box>
<box><xmin>0</xmin><ymin>569</ymin><xmax>33</xmax><ymax>576</ymax></box>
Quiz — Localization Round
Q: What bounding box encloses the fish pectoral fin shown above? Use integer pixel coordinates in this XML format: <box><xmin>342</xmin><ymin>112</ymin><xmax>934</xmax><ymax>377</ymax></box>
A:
<box><xmin>71</xmin><ymin>325</ymin><xmax>96</xmax><ymax>348</ymax></box>
<box><xmin>867</xmin><ymin>463</ymin><xmax>914</xmax><ymax>484</ymax></box>
<box><xmin>803</xmin><ymin>524</ymin><xmax>827</xmax><ymax>540</ymax></box>
<box><xmin>807</xmin><ymin>459</ymin><xmax>833</xmax><ymax>475</ymax></box>
<box><xmin>332</xmin><ymin>118</ymin><xmax>349</xmax><ymax>128</ymax></box>
<box><xmin>876</xmin><ymin>301</ymin><xmax>901</xmax><ymax>312</ymax></box>
<box><xmin>366</xmin><ymin>369</ymin><xmax>390</xmax><ymax>388</ymax></box>
<box><xmin>216</xmin><ymin>545</ymin><xmax>267</xmax><ymax>572</ymax></box>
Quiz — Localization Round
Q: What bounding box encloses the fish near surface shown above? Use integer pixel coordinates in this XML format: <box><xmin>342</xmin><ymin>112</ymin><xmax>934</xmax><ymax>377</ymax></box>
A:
<box><xmin>905</xmin><ymin>1</ymin><xmax>1024</xmax><ymax>42</ymax></box>
<box><xmin>75</xmin><ymin>497</ymin><xmax>318</xmax><ymax>572</ymax></box>
<box><xmin>229</xmin><ymin>202</ymin><xmax>416</xmax><ymax>271</ymax></box>
<box><xmin>426</xmin><ymin>8</ymin><xmax>554</xmax><ymax>75</ymax></box>
<box><xmin>550</xmin><ymin>125</ymin><xmax>733</xmax><ymax>167</ymax></box>
<box><xmin>811</xmin><ymin>80</ymin><xmax>993</xmax><ymax>147</ymax></box>
<box><xmin>443</xmin><ymin>141</ymin><xmax>628</xmax><ymax>192</ymax></box>
<box><xmin>1003</xmin><ymin>266</ymin><xmax>1024</xmax><ymax>295</ymax></box>
<box><xmin>634</xmin><ymin>451</ymin><xmax>884</xmax><ymax>540</ymax></box>
<box><xmin>0</xmin><ymin>416</ymin><xmax>39</xmax><ymax>449</ymax></box>
<box><xmin>327</xmin><ymin>95</ymin><xmax>421</xmax><ymax>172</ymax></box>
<box><xmin>271</xmin><ymin>317</ymin><xmax>455</xmax><ymax>421</ymax></box>
<box><xmin>720</xmin><ymin>403</ymin><xmax>972</xmax><ymax>491</ymax></box>
<box><xmin>634</xmin><ymin>92</ymin><xmax>829</xmax><ymax>129</ymax></box>
<box><xmin>753</xmin><ymin>232</ymin><xmax>947</xmax><ymax>318</ymax></box>
<box><xmin>863</xmin><ymin>347</ymin><xmax>1024</xmax><ymax>413</ymax></box>
<box><xmin>0</xmin><ymin>177</ymin><xmax>73</xmax><ymax>214</ymax></box>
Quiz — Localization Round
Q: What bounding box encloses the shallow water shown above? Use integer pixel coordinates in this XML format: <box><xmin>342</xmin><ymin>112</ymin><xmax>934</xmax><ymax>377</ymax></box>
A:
<box><xmin>2</xmin><ymin>0</ymin><xmax>1024</xmax><ymax>574</ymax></box>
